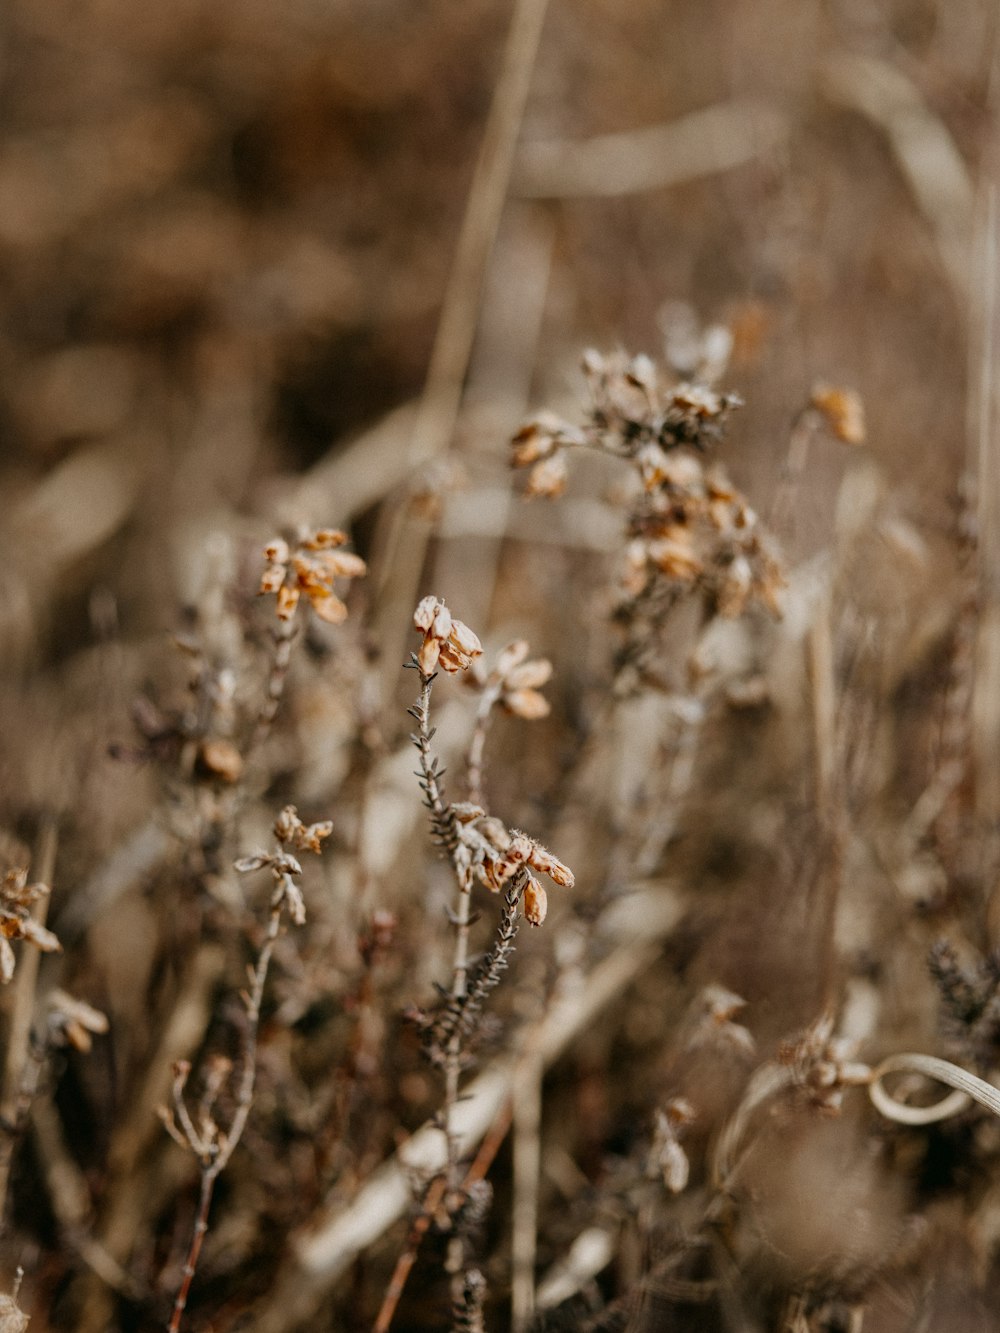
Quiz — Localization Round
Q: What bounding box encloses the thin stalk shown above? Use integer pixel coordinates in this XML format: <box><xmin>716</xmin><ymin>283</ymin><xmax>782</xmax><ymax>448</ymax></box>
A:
<box><xmin>465</xmin><ymin>679</ymin><xmax>502</xmax><ymax>808</ymax></box>
<box><xmin>167</xmin><ymin>1164</ymin><xmax>217</xmax><ymax>1333</ymax></box>
<box><xmin>411</xmin><ymin>670</ymin><xmax>473</xmax><ymax>1182</ymax></box>
<box><xmin>249</xmin><ymin>622</ymin><xmax>298</xmax><ymax>760</ymax></box>
<box><xmin>166</xmin><ymin>901</ymin><xmax>282</xmax><ymax>1332</ymax></box>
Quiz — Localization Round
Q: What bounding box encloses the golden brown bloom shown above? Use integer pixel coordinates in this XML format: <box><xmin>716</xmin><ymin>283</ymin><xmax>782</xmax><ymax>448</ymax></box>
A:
<box><xmin>492</xmin><ymin>639</ymin><xmax>553</xmax><ymax>720</ymax></box>
<box><xmin>412</xmin><ymin>596</ymin><xmax>483</xmax><ymax>674</ymax></box>
<box><xmin>523</xmin><ymin>874</ymin><xmax>547</xmax><ymax>926</ymax></box>
<box><xmin>259</xmin><ymin>528</ymin><xmax>366</xmax><ymax>624</ymax></box>
<box><xmin>525</xmin><ymin>452</ymin><xmax>569</xmax><ymax>499</ymax></box>
<box><xmin>811</xmin><ymin>384</ymin><xmax>866</xmax><ymax>446</ymax></box>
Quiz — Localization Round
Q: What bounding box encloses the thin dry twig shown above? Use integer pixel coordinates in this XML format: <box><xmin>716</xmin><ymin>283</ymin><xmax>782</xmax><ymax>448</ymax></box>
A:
<box><xmin>0</xmin><ymin>815</ymin><xmax>59</xmax><ymax>1224</ymax></box>
<box><xmin>371</xmin><ymin>1100</ymin><xmax>514</xmax><ymax>1333</ymax></box>
<box><xmin>252</xmin><ymin>897</ymin><xmax>682</xmax><ymax>1333</ymax></box>
<box><xmin>510</xmin><ymin>1042</ymin><xmax>543</xmax><ymax>1333</ymax></box>
<box><xmin>820</xmin><ymin>52</ymin><xmax>974</xmax><ymax>306</ymax></box>
<box><xmin>164</xmin><ymin>809</ymin><xmax>329</xmax><ymax>1332</ymax></box>
<box><xmin>371</xmin><ymin>0</ymin><xmax>551</xmax><ymax>694</ymax></box>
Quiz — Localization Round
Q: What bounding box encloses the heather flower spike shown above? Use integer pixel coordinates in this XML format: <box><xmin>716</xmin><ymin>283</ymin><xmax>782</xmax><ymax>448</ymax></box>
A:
<box><xmin>259</xmin><ymin>527</ymin><xmax>366</xmax><ymax>624</ymax></box>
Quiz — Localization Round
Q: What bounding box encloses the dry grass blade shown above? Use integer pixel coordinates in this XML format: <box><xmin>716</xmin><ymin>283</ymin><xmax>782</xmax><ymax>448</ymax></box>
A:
<box><xmin>820</xmin><ymin>51</ymin><xmax>974</xmax><ymax>304</ymax></box>
<box><xmin>514</xmin><ymin>98</ymin><xmax>787</xmax><ymax>198</ymax></box>
<box><xmin>868</xmin><ymin>1052</ymin><xmax>1000</xmax><ymax>1126</ymax></box>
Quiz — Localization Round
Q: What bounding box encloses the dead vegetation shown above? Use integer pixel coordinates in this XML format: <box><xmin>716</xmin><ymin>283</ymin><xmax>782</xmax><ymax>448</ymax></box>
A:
<box><xmin>2</xmin><ymin>1</ymin><xmax>1000</xmax><ymax>1330</ymax></box>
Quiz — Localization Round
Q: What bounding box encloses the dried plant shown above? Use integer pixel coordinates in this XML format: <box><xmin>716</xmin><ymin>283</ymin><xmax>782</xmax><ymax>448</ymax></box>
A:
<box><xmin>512</xmin><ymin>348</ymin><xmax>785</xmax><ymax>690</ymax></box>
<box><xmin>159</xmin><ymin>804</ymin><xmax>330</xmax><ymax>1331</ymax></box>
<box><xmin>0</xmin><ymin>871</ymin><xmax>60</xmax><ymax>985</ymax></box>
<box><xmin>2</xmin><ymin>7</ymin><xmax>999</xmax><ymax>1332</ymax></box>
<box><xmin>390</xmin><ymin>596</ymin><xmax>574</xmax><ymax>1327</ymax></box>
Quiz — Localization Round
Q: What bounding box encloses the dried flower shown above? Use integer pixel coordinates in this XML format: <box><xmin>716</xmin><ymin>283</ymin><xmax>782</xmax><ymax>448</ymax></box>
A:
<box><xmin>0</xmin><ymin>1274</ymin><xmax>28</xmax><ymax>1333</ymax></box>
<box><xmin>259</xmin><ymin>528</ymin><xmax>366</xmax><ymax>624</ymax></box>
<box><xmin>461</xmin><ymin>818</ymin><xmax>574</xmax><ymax>903</ymax></box>
<box><xmin>197</xmin><ymin>737</ymin><xmax>243</xmax><ymax>784</ymax></box>
<box><xmin>777</xmin><ymin>1013</ymin><xmax>872</xmax><ymax>1114</ymax></box>
<box><xmin>513</xmin><ymin>348</ymin><xmax>785</xmax><ymax>650</ymax></box>
<box><xmin>523</xmin><ymin>874</ymin><xmax>547</xmax><ymax>926</ymax></box>
<box><xmin>0</xmin><ymin>870</ymin><xmax>60</xmax><ymax>983</ymax></box>
<box><xmin>234</xmin><ymin>808</ymin><xmax>330</xmax><ymax>929</ymax></box>
<box><xmin>272</xmin><ymin>804</ymin><xmax>332</xmax><ymax>854</ymax></box>
<box><xmin>649</xmin><ymin>1098</ymin><xmax>696</xmax><ymax>1194</ymax></box>
<box><xmin>47</xmin><ymin>989</ymin><xmax>109</xmax><ymax>1052</ymax></box>
<box><xmin>412</xmin><ymin>596</ymin><xmax>483</xmax><ymax>674</ymax></box>
<box><xmin>811</xmin><ymin>384</ymin><xmax>866</xmax><ymax>446</ymax></box>
<box><xmin>490</xmin><ymin>639</ymin><xmax>553</xmax><ymax>720</ymax></box>
<box><xmin>525</xmin><ymin>452</ymin><xmax>569</xmax><ymax>498</ymax></box>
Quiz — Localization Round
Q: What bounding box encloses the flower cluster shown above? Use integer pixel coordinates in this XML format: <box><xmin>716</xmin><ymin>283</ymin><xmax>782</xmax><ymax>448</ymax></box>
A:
<box><xmin>0</xmin><ymin>869</ymin><xmax>60</xmax><ymax>983</ymax></box>
<box><xmin>511</xmin><ymin>350</ymin><xmax>742</xmax><ymax>498</ymax></box>
<box><xmin>776</xmin><ymin>1013</ymin><xmax>871</xmax><ymax>1115</ymax></box>
<box><xmin>482</xmin><ymin>640</ymin><xmax>553</xmax><ymax>720</ymax></box>
<box><xmin>413</xmin><ymin>596</ymin><xmax>483</xmax><ymax>675</ymax></box>
<box><xmin>512</xmin><ymin>350</ymin><xmax>785</xmax><ymax>625</ymax></box>
<box><xmin>233</xmin><ymin>805</ymin><xmax>332</xmax><ymax>926</ymax></box>
<box><xmin>449</xmin><ymin>806</ymin><xmax>574</xmax><ymax>927</ymax></box>
<box><xmin>259</xmin><ymin>528</ymin><xmax>366</xmax><ymax>624</ymax></box>
<box><xmin>622</xmin><ymin>457</ymin><xmax>785</xmax><ymax>619</ymax></box>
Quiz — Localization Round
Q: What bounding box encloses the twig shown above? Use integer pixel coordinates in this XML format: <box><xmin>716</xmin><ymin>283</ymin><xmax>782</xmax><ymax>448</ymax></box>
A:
<box><xmin>971</xmin><ymin>185</ymin><xmax>1000</xmax><ymax>818</ymax></box>
<box><xmin>164</xmin><ymin>804</ymin><xmax>331</xmax><ymax>1333</ymax></box>
<box><xmin>409</xmin><ymin>666</ymin><xmax>472</xmax><ymax>1191</ymax></box>
<box><xmin>465</xmin><ymin>677</ymin><xmax>503</xmax><ymax>809</ymax></box>
<box><xmin>0</xmin><ymin>815</ymin><xmax>58</xmax><ymax>1225</ymax></box>
<box><xmin>372</xmin><ymin>1100</ymin><xmax>514</xmax><ymax>1333</ymax></box>
<box><xmin>371</xmin><ymin>0</ymin><xmax>551</xmax><ymax>698</ymax></box>
<box><xmin>251</xmin><ymin>895</ymin><xmax>683</xmax><ymax>1333</ymax></box>
<box><xmin>511</xmin><ymin>1043</ymin><xmax>543</xmax><ymax>1333</ymax></box>
<box><xmin>166</xmin><ymin>900</ymin><xmax>283</xmax><ymax>1333</ymax></box>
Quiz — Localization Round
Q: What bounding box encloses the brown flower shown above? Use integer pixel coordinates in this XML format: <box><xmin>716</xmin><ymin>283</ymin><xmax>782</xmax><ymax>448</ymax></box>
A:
<box><xmin>259</xmin><ymin>528</ymin><xmax>366</xmax><ymax>624</ymax></box>
<box><xmin>811</xmin><ymin>384</ymin><xmax>866</xmax><ymax>446</ymax></box>
<box><xmin>493</xmin><ymin>640</ymin><xmax>553</xmax><ymax>719</ymax></box>
<box><xmin>523</xmin><ymin>875</ymin><xmax>547</xmax><ymax>926</ymax></box>
<box><xmin>413</xmin><ymin>596</ymin><xmax>483</xmax><ymax>674</ymax></box>
<box><xmin>525</xmin><ymin>452</ymin><xmax>569</xmax><ymax>499</ymax></box>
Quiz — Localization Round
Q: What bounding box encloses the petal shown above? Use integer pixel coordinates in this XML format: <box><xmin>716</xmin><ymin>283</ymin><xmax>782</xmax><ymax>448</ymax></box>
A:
<box><xmin>417</xmin><ymin>635</ymin><xmax>441</xmax><ymax>674</ymax></box>
<box><xmin>309</xmin><ymin>591</ymin><xmax>349</xmax><ymax>624</ymax></box>
<box><xmin>303</xmin><ymin>528</ymin><xmax>348</xmax><ymax>550</ymax></box>
<box><xmin>276</xmin><ymin>584</ymin><xmax>301</xmax><ymax>620</ymax></box>
<box><xmin>263</xmin><ymin>538</ymin><xmax>289</xmax><ymax>565</ymax></box>
<box><xmin>259</xmin><ymin>564</ymin><xmax>286</xmax><ymax>594</ymax></box>
<box><xmin>413</xmin><ymin>596</ymin><xmax>440</xmax><ymax>632</ymax></box>
<box><xmin>448</xmin><ymin>619</ymin><xmax>482</xmax><ymax>658</ymax></box>
<box><xmin>503</xmin><ymin>688</ymin><xmax>550</xmax><ymax>720</ymax></box>
<box><xmin>523</xmin><ymin>876</ymin><xmax>547</xmax><ymax>926</ymax></box>
<box><xmin>525</xmin><ymin>453</ymin><xmax>568</xmax><ymax>499</ymax></box>
<box><xmin>506</xmin><ymin>658</ymin><xmax>552</xmax><ymax>690</ymax></box>
<box><xmin>321</xmin><ymin>551</ymin><xmax>367</xmax><ymax>580</ymax></box>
